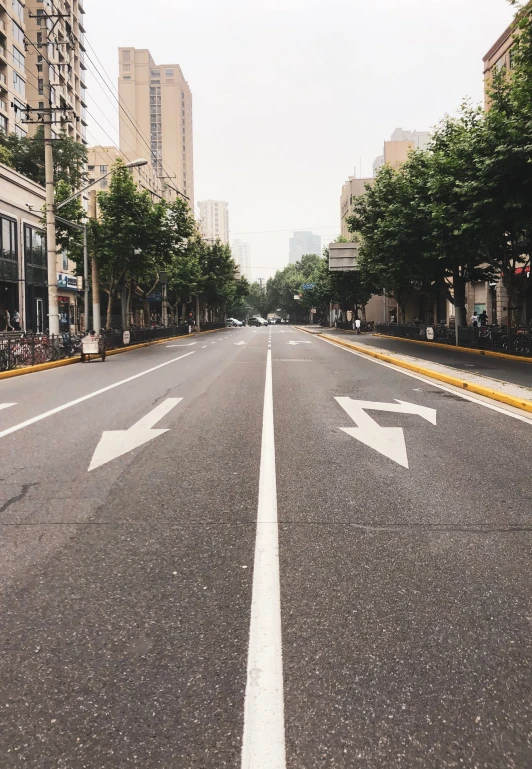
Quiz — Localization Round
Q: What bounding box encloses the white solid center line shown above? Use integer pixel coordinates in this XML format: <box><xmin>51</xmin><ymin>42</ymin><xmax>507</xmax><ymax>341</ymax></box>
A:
<box><xmin>241</xmin><ymin>349</ymin><xmax>286</xmax><ymax>769</ymax></box>
<box><xmin>0</xmin><ymin>352</ymin><xmax>195</xmax><ymax>440</ymax></box>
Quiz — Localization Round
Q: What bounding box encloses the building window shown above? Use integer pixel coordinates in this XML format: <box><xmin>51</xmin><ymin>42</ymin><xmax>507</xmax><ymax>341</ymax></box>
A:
<box><xmin>12</xmin><ymin>0</ymin><xmax>24</xmax><ymax>21</ymax></box>
<box><xmin>88</xmin><ymin>165</ymin><xmax>94</xmax><ymax>171</ymax></box>
<box><xmin>62</xmin><ymin>249</ymin><xmax>69</xmax><ymax>270</ymax></box>
<box><xmin>13</xmin><ymin>47</ymin><xmax>25</xmax><ymax>70</ymax></box>
<box><xmin>14</xmin><ymin>125</ymin><xmax>27</xmax><ymax>138</ymax></box>
<box><xmin>165</xmin><ymin>69</ymin><xmax>174</xmax><ymax>77</ymax></box>
<box><xmin>38</xmin><ymin>79</ymin><xmax>44</xmax><ymax>95</ymax></box>
<box><xmin>123</xmin><ymin>63</ymin><xmax>131</xmax><ymax>72</ymax></box>
<box><xmin>0</xmin><ymin>115</ymin><xmax>7</xmax><ymax>133</ymax></box>
<box><xmin>100</xmin><ymin>165</ymin><xmax>107</xmax><ymax>173</ymax></box>
<box><xmin>100</xmin><ymin>179</ymin><xmax>108</xmax><ymax>188</ymax></box>
<box><xmin>151</xmin><ymin>70</ymin><xmax>160</xmax><ymax>77</ymax></box>
<box><xmin>123</xmin><ymin>76</ymin><xmax>131</xmax><ymax>80</ymax></box>
<box><xmin>123</xmin><ymin>50</ymin><xmax>130</xmax><ymax>62</ymax></box>
<box><xmin>12</xmin><ymin>21</ymin><xmax>24</xmax><ymax>44</ymax></box>
<box><xmin>13</xmin><ymin>71</ymin><xmax>25</xmax><ymax>97</ymax></box>
<box><xmin>24</xmin><ymin>225</ymin><xmax>46</xmax><ymax>286</ymax></box>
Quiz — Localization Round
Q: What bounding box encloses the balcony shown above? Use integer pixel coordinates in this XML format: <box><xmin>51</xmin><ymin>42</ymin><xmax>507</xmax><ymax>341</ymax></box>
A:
<box><xmin>0</xmin><ymin>18</ymin><xmax>6</xmax><ymax>36</ymax></box>
<box><xmin>0</xmin><ymin>98</ymin><xmax>7</xmax><ymax>114</ymax></box>
<box><xmin>0</xmin><ymin>44</ymin><xmax>6</xmax><ymax>63</ymax></box>
<box><xmin>0</xmin><ymin>72</ymin><xmax>7</xmax><ymax>92</ymax></box>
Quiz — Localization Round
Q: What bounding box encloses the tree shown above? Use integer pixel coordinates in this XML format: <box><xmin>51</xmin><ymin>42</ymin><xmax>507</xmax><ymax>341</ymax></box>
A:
<box><xmin>0</xmin><ymin>127</ymin><xmax>87</xmax><ymax>188</ymax></box>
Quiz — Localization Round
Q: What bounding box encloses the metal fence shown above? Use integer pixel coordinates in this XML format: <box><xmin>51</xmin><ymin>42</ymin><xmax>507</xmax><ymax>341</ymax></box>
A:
<box><xmin>0</xmin><ymin>323</ymin><xmax>227</xmax><ymax>373</ymax></box>
<box><xmin>375</xmin><ymin>323</ymin><xmax>532</xmax><ymax>358</ymax></box>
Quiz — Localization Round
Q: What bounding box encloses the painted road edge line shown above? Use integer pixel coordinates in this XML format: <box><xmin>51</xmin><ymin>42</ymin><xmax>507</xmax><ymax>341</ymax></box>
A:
<box><xmin>0</xmin><ymin>327</ymin><xmax>228</xmax><ymax>382</ymax></box>
<box><xmin>297</xmin><ymin>329</ymin><xmax>532</xmax><ymax>415</ymax></box>
<box><xmin>0</xmin><ymin>352</ymin><xmax>195</xmax><ymax>440</ymax></box>
<box><xmin>241</xmin><ymin>348</ymin><xmax>286</xmax><ymax>769</ymax></box>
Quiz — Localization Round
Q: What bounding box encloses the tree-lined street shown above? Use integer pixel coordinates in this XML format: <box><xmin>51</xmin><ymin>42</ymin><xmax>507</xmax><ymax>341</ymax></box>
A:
<box><xmin>1</xmin><ymin>327</ymin><xmax>531</xmax><ymax>767</ymax></box>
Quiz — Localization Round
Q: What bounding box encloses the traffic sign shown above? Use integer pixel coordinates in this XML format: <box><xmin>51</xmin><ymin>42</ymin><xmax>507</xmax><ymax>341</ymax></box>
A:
<box><xmin>302</xmin><ymin>283</ymin><xmax>316</xmax><ymax>290</ymax></box>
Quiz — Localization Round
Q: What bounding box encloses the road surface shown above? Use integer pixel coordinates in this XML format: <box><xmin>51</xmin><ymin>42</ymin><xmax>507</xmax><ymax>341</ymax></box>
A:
<box><xmin>0</xmin><ymin>325</ymin><xmax>531</xmax><ymax>768</ymax></box>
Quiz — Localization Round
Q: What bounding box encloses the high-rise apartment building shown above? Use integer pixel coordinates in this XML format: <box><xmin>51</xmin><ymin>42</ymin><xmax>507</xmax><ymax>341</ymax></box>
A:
<box><xmin>0</xmin><ymin>0</ymin><xmax>87</xmax><ymax>143</ymax></box>
<box><xmin>289</xmin><ymin>231</ymin><xmax>322</xmax><ymax>264</ymax></box>
<box><xmin>232</xmin><ymin>239</ymin><xmax>251</xmax><ymax>281</ymax></box>
<box><xmin>24</xmin><ymin>0</ymin><xmax>88</xmax><ymax>145</ymax></box>
<box><xmin>198</xmin><ymin>200</ymin><xmax>229</xmax><ymax>244</ymax></box>
<box><xmin>118</xmin><ymin>47</ymin><xmax>194</xmax><ymax>204</ymax></box>
<box><xmin>340</xmin><ymin>176</ymin><xmax>374</xmax><ymax>239</ymax></box>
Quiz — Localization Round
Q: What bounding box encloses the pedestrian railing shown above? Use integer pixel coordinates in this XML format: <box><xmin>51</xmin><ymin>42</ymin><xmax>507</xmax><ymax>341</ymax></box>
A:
<box><xmin>375</xmin><ymin>323</ymin><xmax>532</xmax><ymax>358</ymax></box>
<box><xmin>0</xmin><ymin>323</ymin><xmax>227</xmax><ymax>373</ymax></box>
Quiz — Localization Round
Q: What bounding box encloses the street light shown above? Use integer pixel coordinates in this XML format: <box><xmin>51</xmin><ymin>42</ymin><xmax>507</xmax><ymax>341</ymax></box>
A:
<box><xmin>54</xmin><ymin>158</ymin><xmax>148</xmax><ymax>333</ymax></box>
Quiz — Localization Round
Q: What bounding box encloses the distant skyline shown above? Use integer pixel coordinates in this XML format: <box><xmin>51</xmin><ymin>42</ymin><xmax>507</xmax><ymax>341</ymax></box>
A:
<box><xmin>86</xmin><ymin>0</ymin><xmax>515</xmax><ymax>281</ymax></box>
<box><xmin>289</xmin><ymin>231</ymin><xmax>322</xmax><ymax>265</ymax></box>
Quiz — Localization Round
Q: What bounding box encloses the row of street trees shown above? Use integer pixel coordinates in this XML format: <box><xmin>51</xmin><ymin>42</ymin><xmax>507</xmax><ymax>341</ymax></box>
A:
<box><xmin>348</xmin><ymin>0</ymin><xmax>532</xmax><ymax>326</ymax></box>
<box><xmin>0</xmin><ymin>130</ymin><xmax>249</xmax><ymax>329</ymax></box>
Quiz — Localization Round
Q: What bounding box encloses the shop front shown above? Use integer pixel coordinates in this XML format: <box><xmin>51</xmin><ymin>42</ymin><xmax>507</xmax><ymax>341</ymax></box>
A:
<box><xmin>24</xmin><ymin>224</ymin><xmax>48</xmax><ymax>333</ymax></box>
<box><xmin>57</xmin><ymin>273</ymin><xmax>80</xmax><ymax>332</ymax></box>
<box><xmin>0</xmin><ymin>214</ymin><xmax>19</xmax><ymax>331</ymax></box>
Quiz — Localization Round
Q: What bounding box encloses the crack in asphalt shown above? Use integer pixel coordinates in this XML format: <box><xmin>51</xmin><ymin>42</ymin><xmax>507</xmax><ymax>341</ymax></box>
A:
<box><xmin>0</xmin><ymin>483</ymin><xmax>38</xmax><ymax>514</ymax></box>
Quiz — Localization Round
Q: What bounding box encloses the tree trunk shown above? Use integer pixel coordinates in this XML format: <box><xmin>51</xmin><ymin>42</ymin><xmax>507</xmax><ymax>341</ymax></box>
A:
<box><xmin>106</xmin><ymin>279</ymin><xmax>114</xmax><ymax>329</ymax></box>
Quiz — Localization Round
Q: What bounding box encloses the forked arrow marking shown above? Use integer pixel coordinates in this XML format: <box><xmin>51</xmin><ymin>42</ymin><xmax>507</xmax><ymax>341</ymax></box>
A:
<box><xmin>89</xmin><ymin>398</ymin><xmax>183</xmax><ymax>471</ymax></box>
<box><xmin>335</xmin><ymin>397</ymin><xmax>437</xmax><ymax>469</ymax></box>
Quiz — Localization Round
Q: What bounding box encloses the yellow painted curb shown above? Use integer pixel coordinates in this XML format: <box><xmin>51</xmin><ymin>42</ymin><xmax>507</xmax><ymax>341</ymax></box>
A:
<box><xmin>0</xmin><ymin>328</ymin><xmax>229</xmax><ymax>381</ymax></box>
<box><xmin>0</xmin><ymin>355</ymin><xmax>78</xmax><ymax>380</ymax></box>
<box><xmin>303</xmin><ymin>329</ymin><xmax>532</xmax><ymax>414</ymax></box>
<box><xmin>373</xmin><ymin>332</ymin><xmax>532</xmax><ymax>363</ymax></box>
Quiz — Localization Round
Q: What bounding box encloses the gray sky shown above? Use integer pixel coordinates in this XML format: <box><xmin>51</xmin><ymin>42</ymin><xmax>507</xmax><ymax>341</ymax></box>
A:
<box><xmin>87</xmin><ymin>0</ymin><xmax>514</xmax><ymax>281</ymax></box>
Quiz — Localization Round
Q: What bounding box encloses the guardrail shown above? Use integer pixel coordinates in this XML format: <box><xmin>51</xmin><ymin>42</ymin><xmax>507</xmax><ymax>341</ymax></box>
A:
<box><xmin>375</xmin><ymin>323</ymin><xmax>532</xmax><ymax>358</ymax></box>
<box><xmin>0</xmin><ymin>323</ymin><xmax>227</xmax><ymax>372</ymax></box>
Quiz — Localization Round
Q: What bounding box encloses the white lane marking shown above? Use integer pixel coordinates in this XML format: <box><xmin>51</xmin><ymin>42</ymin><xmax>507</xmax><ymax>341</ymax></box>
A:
<box><xmin>166</xmin><ymin>342</ymin><xmax>197</xmax><ymax>347</ymax></box>
<box><xmin>241</xmin><ymin>349</ymin><xmax>286</xmax><ymax>769</ymax></box>
<box><xmin>0</xmin><ymin>403</ymin><xmax>16</xmax><ymax>411</ymax></box>
<box><xmin>211</xmin><ymin>342</ymin><xmax>216</xmax><ymax>344</ymax></box>
<box><xmin>335</xmin><ymin>397</ymin><xmax>437</xmax><ymax>469</ymax></box>
<box><xmin>89</xmin><ymin>398</ymin><xmax>182</xmax><ymax>471</ymax></box>
<box><xmin>0</xmin><ymin>352</ymin><xmax>195</xmax><ymax>440</ymax></box>
<box><xmin>202</xmin><ymin>345</ymin><xmax>208</xmax><ymax>348</ymax></box>
<box><xmin>287</xmin><ymin>341</ymin><xmax>311</xmax><ymax>346</ymax></box>
<box><xmin>235</xmin><ymin>341</ymin><xmax>247</xmax><ymax>346</ymax></box>
<box><xmin>316</xmin><ymin>336</ymin><xmax>532</xmax><ymax>425</ymax></box>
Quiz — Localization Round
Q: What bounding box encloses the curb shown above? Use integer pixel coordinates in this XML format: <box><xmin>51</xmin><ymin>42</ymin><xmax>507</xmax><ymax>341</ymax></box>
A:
<box><xmin>0</xmin><ymin>328</ymin><xmax>228</xmax><ymax>381</ymax></box>
<box><xmin>373</xmin><ymin>332</ymin><xmax>532</xmax><ymax>364</ymax></box>
<box><xmin>295</xmin><ymin>328</ymin><xmax>532</xmax><ymax>414</ymax></box>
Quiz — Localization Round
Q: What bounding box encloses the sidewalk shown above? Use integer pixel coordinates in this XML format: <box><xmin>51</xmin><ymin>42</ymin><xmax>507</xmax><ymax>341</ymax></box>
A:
<box><xmin>299</xmin><ymin>327</ymin><xmax>532</xmax><ymax>407</ymax></box>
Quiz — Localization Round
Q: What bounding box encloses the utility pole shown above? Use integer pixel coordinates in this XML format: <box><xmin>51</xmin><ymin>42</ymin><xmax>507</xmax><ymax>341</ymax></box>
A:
<box><xmin>89</xmin><ymin>191</ymin><xmax>101</xmax><ymax>332</ymax></box>
<box><xmin>42</xmin><ymin>18</ymin><xmax>59</xmax><ymax>337</ymax></box>
<box><xmin>24</xmin><ymin>5</ymin><xmax>78</xmax><ymax>337</ymax></box>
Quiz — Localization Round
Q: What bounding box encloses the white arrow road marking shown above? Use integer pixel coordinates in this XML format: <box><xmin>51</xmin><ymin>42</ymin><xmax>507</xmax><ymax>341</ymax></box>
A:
<box><xmin>235</xmin><ymin>341</ymin><xmax>247</xmax><ymax>346</ymax></box>
<box><xmin>89</xmin><ymin>398</ymin><xmax>182</xmax><ymax>472</ymax></box>
<box><xmin>287</xmin><ymin>341</ymin><xmax>312</xmax><ymax>346</ymax></box>
<box><xmin>0</xmin><ymin>403</ymin><xmax>16</xmax><ymax>412</ymax></box>
<box><xmin>0</xmin><ymin>352</ymin><xmax>195</xmax><ymax>441</ymax></box>
<box><xmin>166</xmin><ymin>342</ymin><xmax>197</xmax><ymax>347</ymax></box>
<box><xmin>335</xmin><ymin>398</ymin><xmax>437</xmax><ymax>469</ymax></box>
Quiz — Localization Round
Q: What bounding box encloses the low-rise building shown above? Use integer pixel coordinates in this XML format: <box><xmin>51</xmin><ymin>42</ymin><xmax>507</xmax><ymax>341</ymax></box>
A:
<box><xmin>0</xmin><ymin>163</ymin><xmax>79</xmax><ymax>333</ymax></box>
<box><xmin>87</xmin><ymin>145</ymin><xmax>165</xmax><ymax>202</ymax></box>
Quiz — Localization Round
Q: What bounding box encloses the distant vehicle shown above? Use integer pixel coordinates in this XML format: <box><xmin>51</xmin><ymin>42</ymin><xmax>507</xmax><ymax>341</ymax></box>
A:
<box><xmin>248</xmin><ymin>317</ymin><xmax>268</xmax><ymax>327</ymax></box>
<box><xmin>226</xmin><ymin>318</ymin><xmax>243</xmax><ymax>327</ymax></box>
<box><xmin>275</xmin><ymin>318</ymin><xmax>282</xmax><ymax>324</ymax></box>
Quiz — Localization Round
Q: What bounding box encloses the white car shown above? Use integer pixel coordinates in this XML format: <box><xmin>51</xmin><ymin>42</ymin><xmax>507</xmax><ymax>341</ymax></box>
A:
<box><xmin>227</xmin><ymin>318</ymin><xmax>243</xmax><ymax>327</ymax></box>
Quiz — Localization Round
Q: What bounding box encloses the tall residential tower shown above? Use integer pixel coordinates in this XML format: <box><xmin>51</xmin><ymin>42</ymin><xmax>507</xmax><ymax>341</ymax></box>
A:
<box><xmin>118</xmin><ymin>47</ymin><xmax>193</xmax><ymax>203</ymax></box>
<box><xmin>198</xmin><ymin>200</ymin><xmax>230</xmax><ymax>244</ymax></box>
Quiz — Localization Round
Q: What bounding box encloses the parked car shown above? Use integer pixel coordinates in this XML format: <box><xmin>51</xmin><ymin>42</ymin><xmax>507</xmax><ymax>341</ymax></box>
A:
<box><xmin>226</xmin><ymin>318</ymin><xmax>243</xmax><ymax>327</ymax></box>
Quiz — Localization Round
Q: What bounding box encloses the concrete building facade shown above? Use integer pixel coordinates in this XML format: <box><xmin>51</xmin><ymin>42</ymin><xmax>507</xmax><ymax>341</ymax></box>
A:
<box><xmin>118</xmin><ymin>47</ymin><xmax>194</xmax><ymax>204</ymax></box>
<box><xmin>87</xmin><ymin>145</ymin><xmax>165</xmax><ymax>202</ymax></box>
<box><xmin>198</xmin><ymin>200</ymin><xmax>229</xmax><ymax>244</ymax></box>
<box><xmin>340</xmin><ymin>176</ymin><xmax>374</xmax><ymax>239</ymax></box>
<box><xmin>232</xmin><ymin>239</ymin><xmax>251</xmax><ymax>281</ymax></box>
<box><xmin>289</xmin><ymin>231</ymin><xmax>321</xmax><ymax>264</ymax></box>
<box><xmin>24</xmin><ymin>0</ymin><xmax>88</xmax><ymax>145</ymax></box>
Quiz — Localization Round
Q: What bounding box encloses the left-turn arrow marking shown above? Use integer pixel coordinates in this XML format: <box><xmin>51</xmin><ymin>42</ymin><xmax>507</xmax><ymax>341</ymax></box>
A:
<box><xmin>88</xmin><ymin>398</ymin><xmax>183</xmax><ymax>471</ymax></box>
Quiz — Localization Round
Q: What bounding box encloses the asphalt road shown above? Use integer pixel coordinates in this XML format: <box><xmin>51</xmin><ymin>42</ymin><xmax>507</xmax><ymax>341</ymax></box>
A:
<box><xmin>0</xmin><ymin>325</ymin><xmax>531</xmax><ymax>768</ymax></box>
<box><xmin>324</xmin><ymin>330</ymin><xmax>532</xmax><ymax>390</ymax></box>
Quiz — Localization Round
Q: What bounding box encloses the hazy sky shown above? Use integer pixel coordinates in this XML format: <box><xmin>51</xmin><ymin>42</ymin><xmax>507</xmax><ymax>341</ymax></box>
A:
<box><xmin>87</xmin><ymin>0</ymin><xmax>515</xmax><ymax>281</ymax></box>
